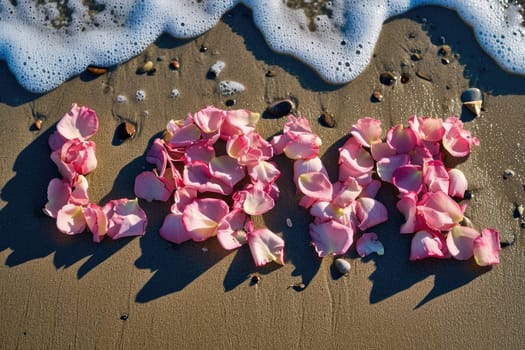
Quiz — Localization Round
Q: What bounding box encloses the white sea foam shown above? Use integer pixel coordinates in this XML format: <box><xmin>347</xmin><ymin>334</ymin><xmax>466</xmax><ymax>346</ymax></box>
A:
<box><xmin>0</xmin><ymin>0</ymin><xmax>523</xmax><ymax>93</ymax></box>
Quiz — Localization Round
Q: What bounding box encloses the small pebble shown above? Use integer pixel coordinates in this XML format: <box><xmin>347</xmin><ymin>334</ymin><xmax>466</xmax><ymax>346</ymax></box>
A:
<box><xmin>411</xmin><ymin>52</ymin><xmax>422</xmax><ymax>61</ymax></box>
<box><xmin>401</xmin><ymin>73</ymin><xmax>410</xmax><ymax>84</ymax></box>
<box><xmin>86</xmin><ymin>65</ymin><xmax>108</xmax><ymax>75</ymax></box>
<box><xmin>170</xmin><ymin>89</ymin><xmax>180</xmax><ymax>98</ymax></box>
<box><xmin>117</xmin><ymin>121</ymin><xmax>136</xmax><ymax>140</ymax></box>
<box><xmin>135</xmin><ymin>90</ymin><xmax>146</xmax><ymax>101</ymax></box>
<box><xmin>116</xmin><ymin>95</ymin><xmax>127</xmax><ymax>103</ymax></box>
<box><xmin>170</xmin><ymin>59</ymin><xmax>180</xmax><ymax>70</ymax></box>
<box><xmin>250</xmin><ymin>274</ymin><xmax>261</xmax><ymax>286</ymax></box>
<box><xmin>319</xmin><ymin>111</ymin><xmax>336</xmax><ymax>128</ymax></box>
<box><xmin>379</xmin><ymin>72</ymin><xmax>396</xmax><ymax>85</ymax></box>
<box><xmin>415</xmin><ymin>71</ymin><xmax>432</xmax><ymax>81</ymax></box>
<box><xmin>286</xmin><ymin>218</ymin><xmax>293</xmax><ymax>228</ymax></box>
<box><xmin>265</xmin><ymin>69</ymin><xmax>276</xmax><ymax>77</ymax></box>
<box><xmin>372</xmin><ymin>91</ymin><xmax>383</xmax><ymax>102</ymax></box>
<box><xmin>438</xmin><ymin>45</ymin><xmax>452</xmax><ymax>56</ymax></box>
<box><xmin>334</xmin><ymin>258</ymin><xmax>351</xmax><ymax>275</ymax></box>
<box><xmin>120</xmin><ymin>313</ymin><xmax>129</xmax><ymax>321</ymax></box>
<box><xmin>34</xmin><ymin>119</ymin><xmax>43</xmax><ymax>130</ymax></box>
<box><xmin>441</xmin><ymin>58</ymin><xmax>450</xmax><ymax>65</ymax></box>
<box><xmin>288</xmin><ymin>282</ymin><xmax>306</xmax><ymax>291</ymax></box>
<box><xmin>200</xmin><ymin>44</ymin><xmax>208</xmax><ymax>52</ymax></box>
<box><xmin>157</xmin><ymin>55</ymin><xmax>166</xmax><ymax>61</ymax></box>
<box><xmin>225</xmin><ymin>99</ymin><xmax>236</xmax><ymax>107</ymax></box>
<box><xmin>503</xmin><ymin>169</ymin><xmax>515</xmax><ymax>179</ymax></box>
<box><xmin>461</xmin><ymin>88</ymin><xmax>482</xmax><ymax>116</ymax></box>
<box><xmin>218</xmin><ymin>80</ymin><xmax>245</xmax><ymax>96</ymax></box>
<box><xmin>463</xmin><ymin>190</ymin><xmax>473</xmax><ymax>200</ymax></box>
<box><xmin>139</xmin><ymin>61</ymin><xmax>155</xmax><ymax>74</ymax></box>
<box><xmin>142</xmin><ymin>110</ymin><xmax>150</xmax><ymax>118</ymax></box>
<box><xmin>202</xmin><ymin>247</ymin><xmax>208</xmax><ymax>252</ymax></box>
<box><xmin>208</xmin><ymin>60</ymin><xmax>225</xmax><ymax>79</ymax></box>
<box><xmin>265</xmin><ymin>99</ymin><xmax>295</xmax><ymax>118</ymax></box>
<box><xmin>517</xmin><ymin>204</ymin><xmax>524</xmax><ymax>217</ymax></box>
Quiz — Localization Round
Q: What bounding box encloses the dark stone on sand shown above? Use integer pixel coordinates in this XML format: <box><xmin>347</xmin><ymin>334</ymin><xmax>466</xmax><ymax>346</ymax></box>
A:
<box><xmin>319</xmin><ymin>111</ymin><xmax>336</xmax><ymax>128</ymax></box>
<box><xmin>264</xmin><ymin>99</ymin><xmax>295</xmax><ymax>118</ymax></box>
<box><xmin>379</xmin><ymin>72</ymin><xmax>396</xmax><ymax>85</ymax></box>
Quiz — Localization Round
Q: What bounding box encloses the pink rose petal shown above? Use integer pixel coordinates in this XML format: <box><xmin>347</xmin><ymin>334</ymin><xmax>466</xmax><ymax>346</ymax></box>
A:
<box><xmin>355</xmin><ymin>197</ymin><xmax>388</xmax><ymax>231</ymax></box>
<box><xmin>386</xmin><ymin>124</ymin><xmax>417</xmax><ymax>154</ymax></box>
<box><xmin>417</xmin><ymin>191</ymin><xmax>463</xmax><ymax>231</ymax></box>
<box><xmin>376</xmin><ymin>154</ymin><xmax>410</xmax><ymax>183</ymax></box>
<box><xmin>220</xmin><ymin>109</ymin><xmax>258</xmax><ymax>138</ymax></box>
<box><xmin>350</xmin><ymin>117</ymin><xmax>383</xmax><ymax>148</ymax></box>
<box><xmin>193</xmin><ymin>105</ymin><xmax>226</xmax><ymax>133</ymax></box>
<box><xmin>134</xmin><ymin>171</ymin><xmax>174</xmax><ymax>202</ymax></box>
<box><xmin>103</xmin><ymin>198</ymin><xmax>147</xmax><ymax>240</ymax></box>
<box><xmin>145</xmin><ymin>138</ymin><xmax>168</xmax><ymax>175</ymax></box>
<box><xmin>56</xmin><ymin>203</ymin><xmax>87</xmax><ymax>235</ymax></box>
<box><xmin>410</xmin><ymin>230</ymin><xmax>448</xmax><ymax>260</ymax></box>
<box><xmin>309</xmin><ymin>220</ymin><xmax>354</xmax><ymax>257</ymax></box>
<box><xmin>356</xmin><ymin>232</ymin><xmax>385</xmax><ymax>257</ymax></box>
<box><xmin>217</xmin><ymin>209</ymin><xmax>248</xmax><ymax>250</ymax></box>
<box><xmin>283</xmin><ymin>133</ymin><xmax>321</xmax><ymax>160</ymax></box>
<box><xmin>83</xmin><ymin>203</ymin><xmax>108</xmax><ymax>243</ymax></box>
<box><xmin>209</xmin><ymin>155</ymin><xmax>245</xmax><ymax>189</ymax></box>
<box><xmin>397</xmin><ymin>192</ymin><xmax>418</xmax><ymax>234</ymax></box>
<box><xmin>159</xmin><ymin>213</ymin><xmax>192</xmax><ymax>244</ymax></box>
<box><xmin>182</xmin><ymin>198</ymin><xmax>229</xmax><ymax>241</ymax></box>
<box><xmin>297</xmin><ymin>171</ymin><xmax>333</xmax><ymax>202</ymax></box>
<box><xmin>338</xmin><ymin>137</ymin><xmax>374</xmax><ymax>177</ymax></box>
<box><xmin>241</xmin><ymin>186</ymin><xmax>275</xmax><ymax>215</ymax></box>
<box><xmin>446</xmin><ymin>225</ymin><xmax>480</xmax><ymax>260</ymax></box>
<box><xmin>473</xmin><ymin>228</ymin><xmax>501</xmax><ymax>266</ymax></box>
<box><xmin>56</xmin><ymin>103</ymin><xmax>99</xmax><ymax>140</ymax></box>
<box><xmin>247</xmin><ymin>227</ymin><xmax>285</xmax><ymax>266</ymax></box>
<box><xmin>448</xmin><ymin>168</ymin><xmax>468</xmax><ymax>199</ymax></box>
<box><xmin>248</xmin><ymin>160</ymin><xmax>280</xmax><ymax>185</ymax></box>
<box><xmin>43</xmin><ymin>178</ymin><xmax>71</xmax><ymax>218</ymax></box>
<box><xmin>423</xmin><ymin>160</ymin><xmax>449</xmax><ymax>193</ymax></box>
<box><xmin>392</xmin><ymin>164</ymin><xmax>423</xmax><ymax>194</ymax></box>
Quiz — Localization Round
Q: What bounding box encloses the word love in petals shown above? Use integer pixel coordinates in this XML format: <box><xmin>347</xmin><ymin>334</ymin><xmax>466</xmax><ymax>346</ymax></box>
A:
<box><xmin>43</xmin><ymin>104</ymin><xmax>147</xmax><ymax>242</ymax></box>
<box><xmin>134</xmin><ymin>106</ymin><xmax>284</xmax><ymax>267</ymax></box>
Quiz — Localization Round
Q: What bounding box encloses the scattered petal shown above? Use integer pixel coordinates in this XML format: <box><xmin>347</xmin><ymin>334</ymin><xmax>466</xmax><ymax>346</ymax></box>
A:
<box><xmin>182</xmin><ymin>198</ymin><xmax>229</xmax><ymax>241</ymax></box>
<box><xmin>247</xmin><ymin>228</ymin><xmax>285</xmax><ymax>266</ymax></box>
<box><xmin>56</xmin><ymin>204</ymin><xmax>87</xmax><ymax>235</ymax></box>
<box><xmin>309</xmin><ymin>220</ymin><xmax>354</xmax><ymax>257</ymax></box>
<box><xmin>446</xmin><ymin>225</ymin><xmax>480</xmax><ymax>260</ymax></box>
<box><xmin>356</xmin><ymin>232</ymin><xmax>385</xmax><ymax>257</ymax></box>
<box><xmin>473</xmin><ymin>228</ymin><xmax>501</xmax><ymax>266</ymax></box>
<box><xmin>103</xmin><ymin>198</ymin><xmax>147</xmax><ymax>240</ymax></box>
<box><xmin>56</xmin><ymin>103</ymin><xmax>99</xmax><ymax>140</ymax></box>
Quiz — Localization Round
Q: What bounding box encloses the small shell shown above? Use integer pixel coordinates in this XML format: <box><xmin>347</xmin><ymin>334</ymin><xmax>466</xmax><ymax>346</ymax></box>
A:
<box><xmin>265</xmin><ymin>69</ymin><xmax>276</xmax><ymax>77</ymax></box>
<box><xmin>135</xmin><ymin>89</ymin><xmax>146</xmax><ymax>102</ymax></box>
<box><xmin>218</xmin><ymin>80</ymin><xmax>245</xmax><ymax>96</ymax></box>
<box><xmin>461</xmin><ymin>88</ymin><xmax>482</xmax><ymax>116</ymax></box>
<box><xmin>319</xmin><ymin>111</ymin><xmax>336</xmax><ymax>128</ymax></box>
<box><xmin>116</xmin><ymin>95</ymin><xmax>127</xmax><ymax>103</ymax></box>
<box><xmin>334</xmin><ymin>258</ymin><xmax>351</xmax><ymax>275</ymax></box>
<box><xmin>201</xmin><ymin>247</ymin><xmax>208</xmax><ymax>253</ymax></box>
<box><xmin>441</xmin><ymin>58</ymin><xmax>450</xmax><ymax>65</ymax></box>
<box><xmin>265</xmin><ymin>99</ymin><xmax>295</xmax><ymax>118</ymax></box>
<box><xmin>34</xmin><ymin>119</ymin><xmax>43</xmax><ymax>130</ymax></box>
<box><xmin>141</xmin><ymin>61</ymin><xmax>155</xmax><ymax>73</ymax></box>
<box><xmin>170</xmin><ymin>89</ymin><xmax>180</xmax><ymax>98</ymax></box>
<box><xmin>208</xmin><ymin>60</ymin><xmax>225</xmax><ymax>79</ymax></box>
<box><xmin>379</xmin><ymin>72</ymin><xmax>396</xmax><ymax>85</ymax></box>
<box><xmin>415</xmin><ymin>71</ymin><xmax>432</xmax><ymax>82</ymax></box>
<box><xmin>503</xmin><ymin>169</ymin><xmax>515</xmax><ymax>179</ymax></box>
<box><xmin>117</xmin><ymin>121</ymin><xmax>136</xmax><ymax>140</ymax></box>
<box><xmin>170</xmin><ymin>59</ymin><xmax>180</xmax><ymax>70</ymax></box>
<box><xmin>411</xmin><ymin>52</ymin><xmax>422</xmax><ymax>61</ymax></box>
<box><xmin>372</xmin><ymin>91</ymin><xmax>383</xmax><ymax>102</ymax></box>
<box><xmin>517</xmin><ymin>204</ymin><xmax>524</xmax><ymax>217</ymax></box>
<box><xmin>86</xmin><ymin>65</ymin><xmax>108</xmax><ymax>75</ymax></box>
<box><xmin>438</xmin><ymin>45</ymin><xmax>452</xmax><ymax>56</ymax></box>
<box><xmin>286</xmin><ymin>218</ymin><xmax>293</xmax><ymax>228</ymax></box>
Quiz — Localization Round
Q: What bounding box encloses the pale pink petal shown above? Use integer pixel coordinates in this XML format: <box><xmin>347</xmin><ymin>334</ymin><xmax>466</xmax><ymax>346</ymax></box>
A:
<box><xmin>43</xmin><ymin>178</ymin><xmax>71</xmax><ymax>218</ymax></box>
<box><xmin>56</xmin><ymin>103</ymin><xmax>99</xmax><ymax>140</ymax></box>
<box><xmin>56</xmin><ymin>204</ymin><xmax>87</xmax><ymax>235</ymax></box>
<box><xmin>370</xmin><ymin>141</ymin><xmax>396</xmax><ymax>161</ymax></box>
<box><xmin>220</xmin><ymin>109</ymin><xmax>259</xmax><ymax>138</ymax></box>
<box><xmin>193</xmin><ymin>106</ymin><xmax>226</xmax><ymax>133</ymax></box>
<box><xmin>182</xmin><ymin>198</ymin><xmax>229</xmax><ymax>241</ymax></box>
<box><xmin>270</xmin><ymin>134</ymin><xmax>290</xmax><ymax>155</ymax></box>
<box><xmin>61</xmin><ymin>139</ymin><xmax>97</xmax><ymax>176</ymax></box>
<box><xmin>446</xmin><ymin>225</ymin><xmax>480</xmax><ymax>260</ymax></box>
<box><xmin>217</xmin><ymin>209</ymin><xmax>248</xmax><ymax>250</ymax></box>
<box><xmin>103</xmin><ymin>198</ymin><xmax>147</xmax><ymax>239</ymax></box>
<box><xmin>376</xmin><ymin>154</ymin><xmax>410</xmax><ymax>183</ymax></box>
<box><xmin>159</xmin><ymin>213</ymin><xmax>192</xmax><ymax>244</ymax></box>
<box><xmin>209</xmin><ymin>155</ymin><xmax>245</xmax><ymax>188</ymax></box>
<box><xmin>283</xmin><ymin>133</ymin><xmax>321</xmax><ymax>160</ymax></box>
<box><xmin>297</xmin><ymin>171</ymin><xmax>333</xmax><ymax>202</ymax></box>
<box><xmin>50</xmin><ymin>148</ymin><xmax>77</xmax><ymax>181</ymax></box>
<box><xmin>332</xmin><ymin>179</ymin><xmax>361</xmax><ymax>208</ymax></box>
<box><xmin>409</xmin><ymin>145</ymin><xmax>433</xmax><ymax>166</ymax></box>
<box><xmin>170</xmin><ymin>187</ymin><xmax>198</xmax><ymax>214</ymax></box>
<box><xmin>392</xmin><ymin>164</ymin><xmax>423</xmax><ymax>194</ymax></box>
<box><xmin>338</xmin><ymin>137</ymin><xmax>374</xmax><ymax>177</ymax></box>
<box><xmin>134</xmin><ymin>171</ymin><xmax>174</xmax><ymax>202</ymax></box>
<box><xmin>410</xmin><ymin>230</ymin><xmax>447</xmax><ymax>260</ymax></box>
<box><xmin>184</xmin><ymin>140</ymin><xmax>215</xmax><ymax>164</ymax></box>
<box><xmin>473</xmin><ymin>228</ymin><xmax>501</xmax><ymax>266</ymax></box>
<box><xmin>356</xmin><ymin>232</ymin><xmax>385</xmax><ymax>257</ymax></box>
<box><xmin>167</xmin><ymin>123</ymin><xmax>202</xmax><ymax>148</ymax></box>
<box><xmin>409</xmin><ymin>116</ymin><xmax>444</xmax><ymax>142</ymax></box>
<box><xmin>356</xmin><ymin>197</ymin><xmax>388</xmax><ymax>230</ymax></box>
<box><xmin>417</xmin><ymin>191</ymin><xmax>463</xmax><ymax>231</ymax></box>
<box><xmin>283</xmin><ymin>115</ymin><xmax>312</xmax><ymax>134</ymax></box>
<box><xmin>386</xmin><ymin>124</ymin><xmax>417</xmax><ymax>154</ymax></box>
<box><xmin>247</xmin><ymin>227</ymin><xmax>285</xmax><ymax>266</ymax></box>
<box><xmin>310</xmin><ymin>201</ymin><xmax>343</xmax><ymax>222</ymax></box>
<box><xmin>145</xmin><ymin>138</ymin><xmax>168</xmax><ymax>175</ymax></box>
<box><xmin>242</xmin><ymin>187</ymin><xmax>275</xmax><ymax>215</ymax></box>
<box><xmin>248</xmin><ymin>160</ymin><xmax>280</xmax><ymax>185</ymax></box>
<box><xmin>448</xmin><ymin>168</ymin><xmax>468</xmax><ymax>198</ymax></box>
<box><xmin>397</xmin><ymin>193</ymin><xmax>418</xmax><ymax>234</ymax></box>
<box><xmin>226</xmin><ymin>134</ymin><xmax>249</xmax><ymax>159</ymax></box>
<box><xmin>70</xmin><ymin>175</ymin><xmax>90</xmax><ymax>205</ymax></box>
<box><xmin>183</xmin><ymin>161</ymin><xmax>232</xmax><ymax>195</ymax></box>
<box><xmin>423</xmin><ymin>160</ymin><xmax>449</xmax><ymax>193</ymax></box>
<box><xmin>442</xmin><ymin>117</ymin><xmax>479</xmax><ymax>157</ymax></box>
<box><xmin>350</xmin><ymin>117</ymin><xmax>382</xmax><ymax>148</ymax></box>
<box><xmin>309</xmin><ymin>220</ymin><xmax>354</xmax><ymax>257</ymax></box>
<box><xmin>83</xmin><ymin>203</ymin><xmax>107</xmax><ymax>243</ymax></box>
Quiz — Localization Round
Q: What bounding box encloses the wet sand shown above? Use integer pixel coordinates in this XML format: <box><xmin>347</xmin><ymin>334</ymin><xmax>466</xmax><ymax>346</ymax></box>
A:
<box><xmin>1</xmin><ymin>5</ymin><xmax>524</xmax><ymax>349</ymax></box>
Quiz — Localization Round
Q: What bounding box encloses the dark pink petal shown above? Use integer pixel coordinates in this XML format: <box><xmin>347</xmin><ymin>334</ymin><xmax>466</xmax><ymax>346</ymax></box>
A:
<box><xmin>283</xmin><ymin>133</ymin><xmax>321</xmax><ymax>160</ymax></box>
<box><xmin>182</xmin><ymin>198</ymin><xmax>229</xmax><ymax>241</ymax></box>
<box><xmin>217</xmin><ymin>209</ymin><xmax>248</xmax><ymax>250</ymax></box>
<box><xmin>193</xmin><ymin>105</ymin><xmax>226</xmax><ymax>133</ymax></box>
<box><xmin>56</xmin><ymin>204</ymin><xmax>87</xmax><ymax>235</ymax></box>
<box><xmin>473</xmin><ymin>228</ymin><xmax>501</xmax><ymax>266</ymax></box>
<box><xmin>410</xmin><ymin>230</ymin><xmax>448</xmax><ymax>260</ymax></box>
<box><xmin>376</xmin><ymin>154</ymin><xmax>410</xmax><ymax>183</ymax></box>
<box><xmin>448</xmin><ymin>168</ymin><xmax>468</xmax><ymax>198</ymax></box>
<box><xmin>309</xmin><ymin>220</ymin><xmax>354</xmax><ymax>257</ymax></box>
<box><xmin>356</xmin><ymin>232</ymin><xmax>385</xmax><ymax>257</ymax></box>
<box><xmin>338</xmin><ymin>137</ymin><xmax>374</xmax><ymax>177</ymax></box>
<box><xmin>360</xmin><ymin>179</ymin><xmax>381</xmax><ymax>199</ymax></box>
<box><xmin>247</xmin><ymin>227</ymin><xmax>285</xmax><ymax>266</ymax></box>
<box><xmin>423</xmin><ymin>160</ymin><xmax>449</xmax><ymax>193</ymax></box>
<box><xmin>446</xmin><ymin>225</ymin><xmax>480</xmax><ymax>260</ymax></box>
<box><xmin>350</xmin><ymin>117</ymin><xmax>382</xmax><ymax>147</ymax></box>
<box><xmin>48</xmin><ymin>131</ymin><xmax>67</xmax><ymax>151</ymax></box>
<box><xmin>83</xmin><ymin>203</ymin><xmax>107</xmax><ymax>243</ymax></box>
<box><xmin>43</xmin><ymin>178</ymin><xmax>71</xmax><ymax>218</ymax></box>
<box><xmin>103</xmin><ymin>198</ymin><xmax>147</xmax><ymax>240</ymax></box>
<box><xmin>56</xmin><ymin>103</ymin><xmax>99</xmax><ymax>140</ymax></box>
<box><xmin>297</xmin><ymin>171</ymin><xmax>333</xmax><ymax>202</ymax></box>
<box><xmin>356</xmin><ymin>197</ymin><xmax>388</xmax><ymax>230</ymax></box>
<box><xmin>159</xmin><ymin>213</ymin><xmax>192</xmax><ymax>244</ymax></box>
<box><xmin>386</xmin><ymin>124</ymin><xmax>417</xmax><ymax>154</ymax></box>
<box><xmin>248</xmin><ymin>160</ymin><xmax>280</xmax><ymax>185</ymax></box>
<box><xmin>134</xmin><ymin>171</ymin><xmax>174</xmax><ymax>202</ymax></box>
<box><xmin>397</xmin><ymin>193</ymin><xmax>418</xmax><ymax>234</ymax></box>
<box><xmin>417</xmin><ymin>191</ymin><xmax>463</xmax><ymax>231</ymax></box>
<box><xmin>392</xmin><ymin>164</ymin><xmax>423</xmax><ymax>194</ymax></box>
<box><xmin>220</xmin><ymin>109</ymin><xmax>258</xmax><ymax>138</ymax></box>
<box><xmin>145</xmin><ymin>138</ymin><xmax>168</xmax><ymax>175</ymax></box>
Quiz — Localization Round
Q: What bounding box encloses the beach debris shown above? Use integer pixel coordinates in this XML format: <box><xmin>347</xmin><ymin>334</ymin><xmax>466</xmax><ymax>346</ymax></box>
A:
<box><xmin>202</xmin><ymin>247</ymin><xmax>208</xmax><ymax>253</ymax></box>
<box><xmin>86</xmin><ymin>65</ymin><xmax>108</xmax><ymax>75</ymax></box>
<box><xmin>117</xmin><ymin>121</ymin><xmax>136</xmax><ymax>140</ymax></box>
<box><xmin>438</xmin><ymin>44</ymin><xmax>452</xmax><ymax>56</ymax></box>
<box><xmin>287</xmin><ymin>282</ymin><xmax>306</xmax><ymax>291</ymax></box>
<box><xmin>208</xmin><ymin>60</ymin><xmax>225</xmax><ymax>79</ymax></box>
<box><xmin>142</xmin><ymin>110</ymin><xmax>150</xmax><ymax>118</ymax></box>
<box><xmin>461</xmin><ymin>88</ymin><xmax>483</xmax><ymax>116</ymax></box>
<box><xmin>170</xmin><ymin>59</ymin><xmax>180</xmax><ymax>70</ymax></box>
<box><xmin>170</xmin><ymin>88</ymin><xmax>180</xmax><ymax>98</ymax></box>
<box><xmin>319</xmin><ymin>111</ymin><xmax>337</xmax><ymax>128</ymax></box>
<box><xmin>200</xmin><ymin>44</ymin><xmax>208</xmax><ymax>52</ymax></box>
<box><xmin>411</xmin><ymin>52</ymin><xmax>422</xmax><ymax>61</ymax></box>
<box><xmin>415</xmin><ymin>70</ymin><xmax>432</xmax><ymax>82</ymax></box>
<box><xmin>379</xmin><ymin>72</ymin><xmax>396</xmax><ymax>85</ymax></box>
<box><xmin>120</xmin><ymin>313</ymin><xmax>129</xmax><ymax>321</ymax></box>
<box><xmin>265</xmin><ymin>99</ymin><xmax>295</xmax><ymax>118</ymax></box>
<box><xmin>34</xmin><ymin>119</ymin><xmax>43</xmax><ymax>130</ymax></box>
<box><xmin>503</xmin><ymin>168</ymin><xmax>516</xmax><ymax>179</ymax></box>
<box><xmin>135</xmin><ymin>90</ymin><xmax>146</xmax><ymax>101</ymax></box>
<box><xmin>441</xmin><ymin>58</ymin><xmax>450</xmax><ymax>65</ymax></box>
<box><xmin>116</xmin><ymin>95</ymin><xmax>127</xmax><ymax>103</ymax></box>
<box><xmin>250</xmin><ymin>274</ymin><xmax>262</xmax><ymax>286</ymax></box>
<box><xmin>286</xmin><ymin>218</ymin><xmax>293</xmax><ymax>228</ymax></box>
<box><xmin>137</xmin><ymin>60</ymin><xmax>155</xmax><ymax>75</ymax></box>
<box><xmin>156</xmin><ymin>55</ymin><xmax>166</xmax><ymax>61</ymax></box>
<box><xmin>517</xmin><ymin>204</ymin><xmax>524</xmax><ymax>217</ymax></box>
<box><xmin>225</xmin><ymin>99</ymin><xmax>236</xmax><ymax>107</ymax></box>
<box><xmin>463</xmin><ymin>190</ymin><xmax>473</xmax><ymax>200</ymax></box>
<box><xmin>460</xmin><ymin>216</ymin><xmax>474</xmax><ymax>228</ymax></box>
<box><xmin>334</xmin><ymin>258</ymin><xmax>351</xmax><ymax>276</ymax></box>
<box><xmin>401</xmin><ymin>73</ymin><xmax>410</xmax><ymax>84</ymax></box>
<box><xmin>218</xmin><ymin>80</ymin><xmax>245</xmax><ymax>96</ymax></box>
<box><xmin>265</xmin><ymin>69</ymin><xmax>276</xmax><ymax>77</ymax></box>
<box><xmin>372</xmin><ymin>90</ymin><xmax>383</xmax><ymax>102</ymax></box>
